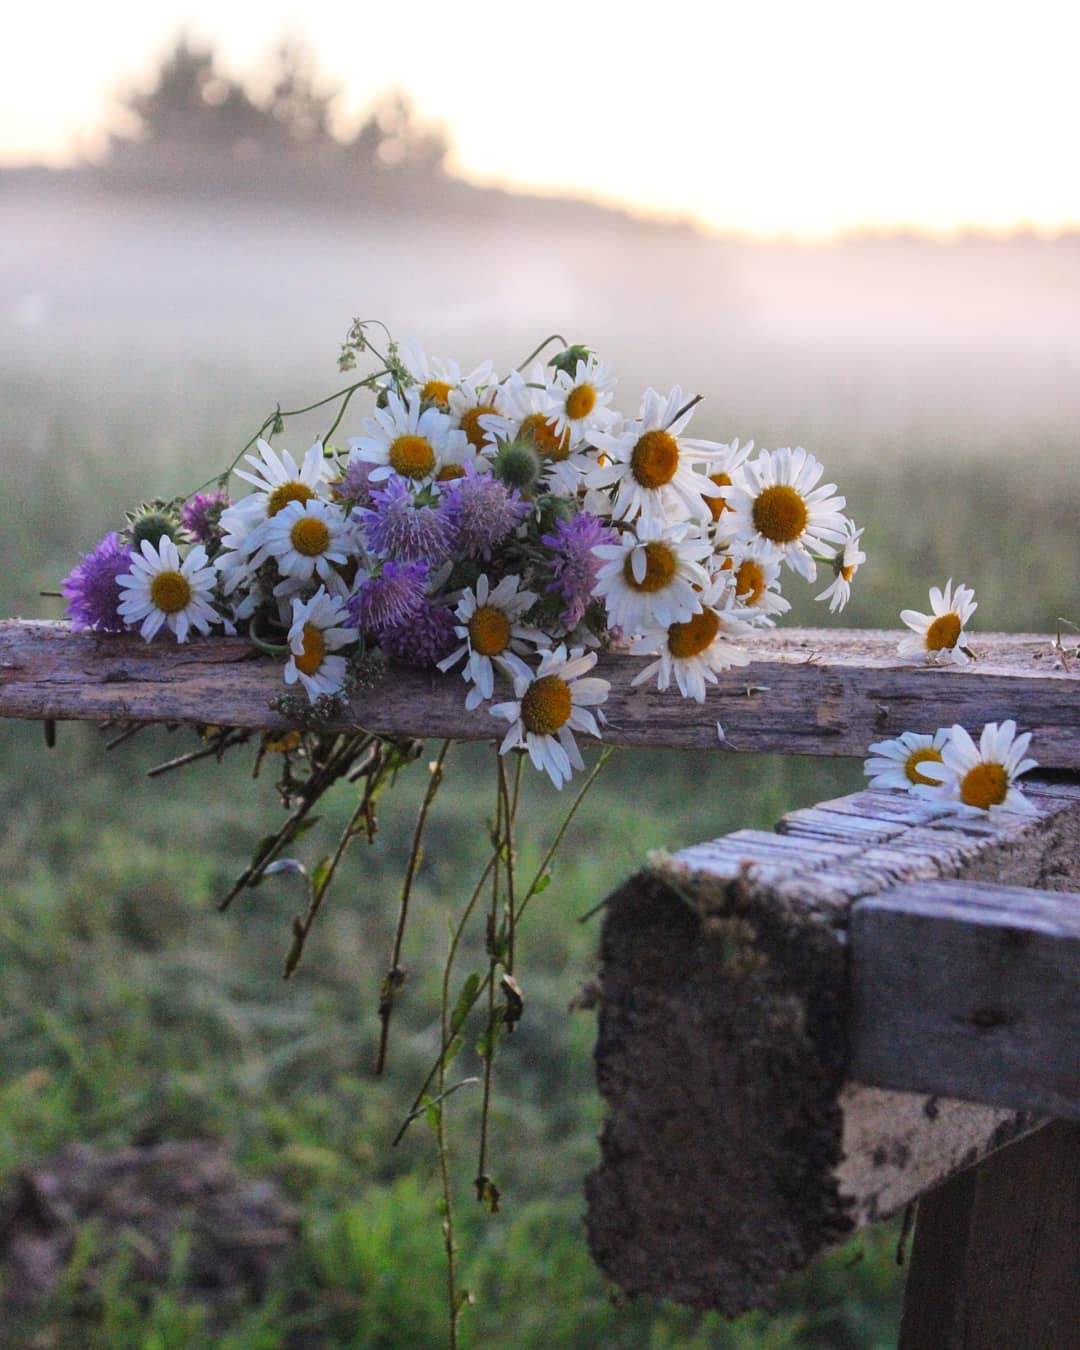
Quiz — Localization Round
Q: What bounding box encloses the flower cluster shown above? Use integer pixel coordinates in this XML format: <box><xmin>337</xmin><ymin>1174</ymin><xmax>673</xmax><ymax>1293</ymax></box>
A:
<box><xmin>864</xmin><ymin>720</ymin><xmax>1038</xmax><ymax>816</ymax></box>
<box><xmin>61</xmin><ymin>329</ymin><xmax>866</xmax><ymax>787</ymax></box>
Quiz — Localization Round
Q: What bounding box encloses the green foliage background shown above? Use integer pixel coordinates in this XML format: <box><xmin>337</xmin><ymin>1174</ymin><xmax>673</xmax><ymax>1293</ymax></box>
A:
<box><xmin>0</xmin><ymin>357</ymin><xmax>1075</xmax><ymax>1347</ymax></box>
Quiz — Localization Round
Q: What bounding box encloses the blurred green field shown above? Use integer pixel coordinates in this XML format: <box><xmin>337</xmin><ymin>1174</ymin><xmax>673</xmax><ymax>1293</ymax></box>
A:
<box><xmin>1</xmin><ymin>361</ymin><xmax>1076</xmax><ymax>1347</ymax></box>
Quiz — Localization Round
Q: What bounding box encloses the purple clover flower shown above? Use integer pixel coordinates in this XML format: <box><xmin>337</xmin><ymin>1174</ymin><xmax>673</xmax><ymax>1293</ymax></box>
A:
<box><xmin>541</xmin><ymin>510</ymin><xmax>617</xmax><ymax>630</ymax></box>
<box><xmin>350</xmin><ymin>560</ymin><xmax>429</xmax><ymax>636</ymax></box>
<box><xmin>181</xmin><ymin>490</ymin><xmax>230</xmax><ymax>545</ymax></box>
<box><xmin>360</xmin><ymin>477</ymin><xmax>455</xmax><ymax>564</ymax></box>
<box><xmin>439</xmin><ymin>464</ymin><xmax>527</xmax><ymax>561</ymax></box>
<box><xmin>380</xmin><ymin>598</ymin><xmax>457</xmax><ymax>668</ymax></box>
<box><xmin>61</xmin><ymin>531</ymin><xmax>133</xmax><ymax>633</ymax></box>
<box><xmin>333</xmin><ymin>457</ymin><xmax>377</xmax><ymax>511</ymax></box>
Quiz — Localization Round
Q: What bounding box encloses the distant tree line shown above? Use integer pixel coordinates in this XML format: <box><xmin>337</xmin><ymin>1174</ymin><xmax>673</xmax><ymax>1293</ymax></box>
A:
<box><xmin>102</xmin><ymin>39</ymin><xmax>450</xmax><ymax>195</ymax></box>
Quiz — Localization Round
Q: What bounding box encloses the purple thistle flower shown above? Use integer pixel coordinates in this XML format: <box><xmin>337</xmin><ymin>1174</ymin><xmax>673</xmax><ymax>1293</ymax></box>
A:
<box><xmin>541</xmin><ymin>510</ymin><xmax>617</xmax><ymax>630</ymax></box>
<box><xmin>181</xmin><ymin>490</ymin><xmax>230</xmax><ymax>545</ymax></box>
<box><xmin>439</xmin><ymin>465</ymin><xmax>527</xmax><ymax>561</ymax></box>
<box><xmin>61</xmin><ymin>531</ymin><xmax>133</xmax><ymax>633</ymax></box>
<box><xmin>333</xmin><ymin>457</ymin><xmax>377</xmax><ymax>511</ymax></box>
<box><xmin>350</xmin><ymin>560</ymin><xmax>429</xmax><ymax>636</ymax></box>
<box><xmin>361</xmin><ymin>477</ymin><xmax>455</xmax><ymax>564</ymax></box>
<box><xmin>380</xmin><ymin>598</ymin><xmax>457</xmax><ymax>668</ymax></box>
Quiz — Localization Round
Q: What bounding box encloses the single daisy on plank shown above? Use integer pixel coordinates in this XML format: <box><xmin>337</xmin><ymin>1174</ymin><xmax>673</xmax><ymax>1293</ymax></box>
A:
<box><xmin>592</xmin><ymin>517</ymin><xmax>712</xmax><ymax>636</ymax></box>
<box><xmin>863</xmin><ymin>728</ymin><xmax>951</xmax><ymax>793</ymax></box>
<box><xmin>586</xmin><ymin>385</ymin><xmax>726</xmax><ymax>527</ymax></box>
<box><xmin>349</xmin><ymin>388</ymin><xmax>467</xmax><ymax>487</ymax></box>
<box><xmin>117</xmin><ymin>536</ymin><xmax>219</xmax><ymax>642</ymax></box>
<box><xmin>723</xmin><ymin>446</ymin><xmax>848</xmax><ymax>581</ymax></box>
<box><xmin>816</xmin><ymin>520</ymin><xmax>867</xmax><ymax>614</ymax></box>
<box><xmin>714</xmin><ymin>550</ymin><xmax>791</xmax><ymax>627</ymax></box>
<box><xmin>544</xmin><ymin>354</ymin><xmax>617</xmax><ymax>445</ymax></box>
<box><xmin>629</xmin><ymin>578</ymin><xmax>752</xmax><ymax>702</ymax></box>
<box><xmin>437</xmin><ymin>573</ymin><xmax>543</xmax><ymax>709</ymax></box>
<box><xmin>247</xmin><ymin>497</ymin><xmax>352</xmax><ymax>596</ymax></box>
<box><xmin>490</xmin><ymin>645</ymin><xmax>610</xmax><ymax>790</ymax></box>
<box><xmin>284</xmin><ymin>587</ymin><xmax>359</xmax><ymax>703</ymax></box>
<box><xmin>898</xmin><ymin>579</ymin><xmax>977</xmax><ymax>664</ymax></box>
<box><xmin>916</xmin><ymin>721</ymin><xmax>1039</xmax><ymax>816</ymax></box>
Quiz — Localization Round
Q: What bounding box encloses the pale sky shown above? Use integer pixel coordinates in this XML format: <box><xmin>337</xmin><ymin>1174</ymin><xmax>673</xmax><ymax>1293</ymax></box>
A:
<box><xmin>3</xmin><ymin>0</ymin><xmax>1079</xmax><ymax>240</ymax></box>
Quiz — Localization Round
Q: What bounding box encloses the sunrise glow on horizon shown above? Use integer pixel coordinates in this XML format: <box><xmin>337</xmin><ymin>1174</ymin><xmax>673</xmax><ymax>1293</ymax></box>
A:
<box><xmin>5</xmin><ymin>0</ymin><xmax>1080</xmax><ymax>242</ymax></box>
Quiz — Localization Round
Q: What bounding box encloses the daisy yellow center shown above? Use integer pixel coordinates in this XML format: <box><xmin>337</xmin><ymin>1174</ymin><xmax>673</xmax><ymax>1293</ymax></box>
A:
<box><xmin>734</xmin><ymin>558</ymin><xmax>766</xmax><ymax>606</ymax></box>
<box><xmin>520</xmin><ymin>674</ymin><xmax>572</xmax><ymax>736</ymax></box>
<box><xmin>294</xmin><ymin>623</ymin><xmax>325</xmax><ymax>677</ymax></box>
<box><xmin>667</xmin><ymin>607</ymin><xmax>720</xmax><ymax>660</ymax></box>
<box><xmin>437</xmin><ymin>463</ymin><xmax>467</xmax><ymax>482</ymax></box>
<box><xmin>752</xmin><ymin>485</ymin><xmax>809</xmax><ymax>544</ymax></box>
<box><xmin>290</xmin><ymin>516</ymin><xmax>331</xmax><ymax>557</ymax></box>
<box><xmin>149</xmin><ymin>570</ymin><xmax>192</xmax><ymax>614</ymax></box>
<box><xmin>622</xmin><ymin>542</ymin><xmax>677</xmax><ymax>594</ymax></box>
<box><xmin>521</xmin><ymin>413</ymin><xmax>571</xmax><ymax>461</ymax></box>
<box><xmin>904</xmin><ymin>747</ymin><xmax>944</xmax><ymax>786</ymax></box>
<box><xmin>468</xmin><ymin>606</ymin><xmax>511</xmax><ymax>656</ymax></box>
<box><xmin>459</xmin><ymin>404</ymin><xmax>497</xmax><ymax>449</ymax></box>
<box><xmin>630</xmin><ymin>430</ymin><xmax>679</xmax><ymax>489</ymax></box>
<box><xmin>841</xmin><ymin>562</ymin><xmax>857</xmax><ymax>582</ymax></box>
<box><xmin>389</xmin><ymin>434</ymin><xmax>436</xmax><ymax>479</ymax></box>
<box><xmin>267</xmin><ymin>481</ymin><xmax>316</xmax><ymax>517</ymax></box>
<box><xmin>926</xmin><ymin>612</ymin><xmax>962</xmax><ymax>651</ymax></box>
<box><xmin>421</xmin><ymin>379</ymin><xmax>453</xmax><ymax>408</ymax></box>
<box><xmin>960</xmin><ymin>761</ymin><xmax>1009</xmax><ymax>811</ymax></box>
<box><xmin>706</xmin><ymin>472</ymin><xmax>732</xmax><ymax>522</ymax></box>
<box><xmin>566</xmin><ymin>383</ymin><xmax>596</xmax><ymax>421</ymax></box>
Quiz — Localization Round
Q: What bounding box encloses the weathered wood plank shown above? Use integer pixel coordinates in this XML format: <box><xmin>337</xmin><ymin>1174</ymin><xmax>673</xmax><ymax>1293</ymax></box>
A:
<box><xmin>850</xmin><ymin>878</ymin><xmax>1080</xmax><ymax>1120</ymax></box>
<box><xmin>898</xmin><ymin>1121</ymin><xmax>1080</xmax><ymax>1350</ymax></box>
<box><xmin>586</xmin><ymin>778</ymin><xmax>1079</xmax><ymax>1314</ymax></box>
<box><xmin>2</xmin><ymin>620</ymin><xmax>1078</xmax><ymax>764</ymax></box>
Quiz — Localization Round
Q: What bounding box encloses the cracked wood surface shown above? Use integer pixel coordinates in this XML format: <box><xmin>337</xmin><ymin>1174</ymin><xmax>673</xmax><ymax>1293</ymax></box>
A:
<box><xmin>586</xmin><ymin>776</ymin><xmax>1080</xmax><ymax>1314</ymax></box>
<box><xmin>2</xmin><ymin>620</ymin><xmax>1077</xmax><ymax>763</ymax></box>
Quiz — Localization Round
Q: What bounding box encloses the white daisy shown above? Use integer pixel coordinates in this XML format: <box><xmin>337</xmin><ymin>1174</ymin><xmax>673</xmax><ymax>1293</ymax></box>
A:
<box><xmin>490</xmin><ymin>645</ymin><xmax>610</xmax><ymax>789</ymax></box>
<box><xmin>585</xmin><ymin>385</ymin><xmax>726</xmax><ymax>527</ymax></box>
<box><xmin>349</xmin><ymin>389</ymin><xmax>467</xmax><ymax>487</ymax></box>
<box><xmin>816</xmin><ymin>520</ymin><xmax>867</xmax><ymax>614</ymax></box>
<box><xmin>714</xmin><ymin>550</ymin><xmax>791</xmax><ymax>628</ymax></box>
<box><xmin>449</xmin><ymin>378</ymin><xmax>510</xmax><ymax>455</ymax></box>
<box><xmin>247</xmin><ymin>497</ymin><xmax>352</xmax><ymax>596</ymax></box>
<box><xmin>117</xmin><ymin>537</ymin><xmax>219</xmax><ymax>643</ymax></box>
<box><xmin>702</xmin><ymin>439</ymin><xmax>756</xmax><ymax>544</ymax></box>
<box><xmin>863</xmin><ymin>728</ymin><xmax>952</xmax><ymax>793</ymax></box>
<box><xmin>592</xmin><ymin>518</ymin><xmax>713</xmax><ymax>636</ymax></box>
<box><xmin>494</xmin><ymin>369</ymin><xmax>585</xmax><ymax>495</ymax></box>
<box><xmin>898</xmin><ymin>579</ymin><xmax>977</xmax><ymax>664</ymax></box>
<box><xmin>436</xmin><ymin>573</ymin><xmax>542</xmax><ymax>710</ymax></box>
<box><xmin>723</xmin><ymin>447</ymin><xmax>849</xmax><ymax>582</ymax></box>
<box><xmin>397</xmin><ymin>337</ymin><xmax>494</xmax><ymax>412</ymax></box>
<box><xmin>916</xmin><ymin>721</ymin><xmax>1039</xmax><ymax>816</ymax></box>
<box><xmin>233</xmin><ymin>438</ymin><xmax>331</xmax><ymax>519</ymax></box>
<box><xmin>629</xmin><ymin>578</ymin><xmax>753</xmax><ymax>702</ymax></box>
<box><xmin>284</xmin><ymin>587</ymin><xmax>359</xmax><ymax>704</ymax></box>
<box><xmin>545</xmin><ymin>355</ymin><xmax>617</xmax><ymax>445</ymax></box>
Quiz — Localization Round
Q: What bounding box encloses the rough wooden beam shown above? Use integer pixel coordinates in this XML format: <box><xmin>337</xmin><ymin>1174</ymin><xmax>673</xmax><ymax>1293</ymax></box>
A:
<box><xmin>585</xmin><ymin>778</ymin><xmax>1079</xmax><ymax>1314</ymax></box>
<box><xmin>850</xmin><ymin>877</ymin><xmax>1080</xmax><ymax>1120</ymax></box>
<box><xmin>1</xmin><ymin>620</ymin><xmax>1078</xmax><ymax>765</ymax></box>
<box><xmin>898</xmin><ymin>1120</ymin><xmax>1080</xmax><ymax>1350</ymax></box>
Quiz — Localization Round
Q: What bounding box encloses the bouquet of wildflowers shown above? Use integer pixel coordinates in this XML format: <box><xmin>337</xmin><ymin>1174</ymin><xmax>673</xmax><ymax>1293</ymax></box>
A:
<box><xmin>63</xmin><ymin>321</ymin><xmax>865</xmax><ymax>789</ymax></box>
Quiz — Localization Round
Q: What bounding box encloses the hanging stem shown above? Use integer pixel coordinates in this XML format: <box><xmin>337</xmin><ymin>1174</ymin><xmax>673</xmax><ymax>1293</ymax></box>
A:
<box><xmin>475</xmin><ymin>749</ymin><xmax>508</xmax><ymax>1204</ymax></box>
<box><xmin>512</xmin><ymin>333</ymin><xmax>568</xmax><ymax>373</ymax></box>
<box><xmin>374</xmin><ymin>741</ymin><xmax>452</xmax><ymax>1073</ymax></box>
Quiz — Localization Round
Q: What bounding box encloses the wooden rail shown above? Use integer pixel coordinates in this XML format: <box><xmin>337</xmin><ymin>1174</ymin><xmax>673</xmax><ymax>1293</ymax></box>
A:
<box><xmin>1</xmin><ymin>620</ymin><xmax>1078</xmax><ymax>764</ymax></box>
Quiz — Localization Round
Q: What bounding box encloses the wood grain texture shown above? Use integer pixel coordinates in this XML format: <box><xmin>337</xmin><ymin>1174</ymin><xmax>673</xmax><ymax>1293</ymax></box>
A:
<box><xmin>2</xmin><ymin>620</ymin><xmax>1078</xmax><ymax>764</ymax></box>
<box><xmin>586</xmin><ymin>779</ymin><xmax>1078</xmax><ymax>1313</ymax></box>
<box><xmin>850</xmin><ymin>878</ymin><xmax>1080</xmax><ymax>1120</ymax></box>
<box><xmin>898</xmin><ymin>1121</ymin><xmax>1080</xmax><ymax>1350</ymax></box>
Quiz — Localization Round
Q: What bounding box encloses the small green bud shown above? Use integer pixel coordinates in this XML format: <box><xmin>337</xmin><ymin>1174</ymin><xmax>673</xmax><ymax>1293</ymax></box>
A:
<box><xmin>125</xmin><ymin>500</ymin><xmax>183</xmax><ymax>550</ymax></box>
<box><xmin>548</xmin><ymin>344</ymin><xmax>592</xmax><ymax>377</ymax></box>
<box><xmin>493</xmin><ymin>438</ymin><xmax>541</xmax><ymax>492</ymax></box>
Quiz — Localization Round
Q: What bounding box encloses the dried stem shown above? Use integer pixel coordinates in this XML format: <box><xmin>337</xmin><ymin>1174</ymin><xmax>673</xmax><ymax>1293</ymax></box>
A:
<box><xmin>374</xmin><ymin>741</ymin><xmax>452</xmax><ymax>1073</ymax></box>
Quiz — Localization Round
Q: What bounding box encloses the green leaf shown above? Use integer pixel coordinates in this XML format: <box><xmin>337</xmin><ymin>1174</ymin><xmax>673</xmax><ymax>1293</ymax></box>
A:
<box><xmin>310</xmin><ymin>854</ymin><xmax>333</xmax><ymax>895</ymax></box>
<box><xmin>450</xmin><ymin>973</ymin><xmax>481</xmax><ymax>1036</ymax></box>
<box><xmin>421</xmin><ymin>1095</ymin><xmax>441</xmax><ymax>1133</ymax></box>
<box><xmin>533</xmin><ymin>872</ymin><xmax>552</xmax><ymax>895</ymax></box>
<box><xmin>443</xmin><ymin>1034</ymin><xmax>464</xmax><ymax>1069</ymax></box>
